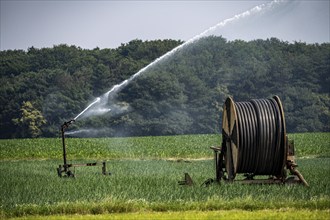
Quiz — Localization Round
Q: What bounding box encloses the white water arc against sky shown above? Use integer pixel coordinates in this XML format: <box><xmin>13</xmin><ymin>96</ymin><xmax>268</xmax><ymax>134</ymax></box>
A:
<box><xmin>73</xmin><ymin>0</ymin><xmax>286</xmax><ymax>121</ymax></box>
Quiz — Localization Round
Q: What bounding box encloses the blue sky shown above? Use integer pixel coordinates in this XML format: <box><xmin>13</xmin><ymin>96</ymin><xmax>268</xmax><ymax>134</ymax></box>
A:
<box><xmin>1</xmin><ymin>0</ymin><xmax>329</xmax><ymax>51</ymax></box>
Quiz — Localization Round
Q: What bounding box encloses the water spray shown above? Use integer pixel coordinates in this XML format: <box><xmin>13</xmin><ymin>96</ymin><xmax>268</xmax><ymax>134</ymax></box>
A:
<box><xmin>57</xmin><ymin>0</ymin><xmax>288</xmax><ymax>178</ymax></box>
<box><xmin>74</xmin><ymin>97</ymin><xmax>101</xmax><ymax>120</ymax></box>
<box><xmin>73</xmin><ymin>0</ymin><xmax>287</xmax><ymax>121</ymax></box>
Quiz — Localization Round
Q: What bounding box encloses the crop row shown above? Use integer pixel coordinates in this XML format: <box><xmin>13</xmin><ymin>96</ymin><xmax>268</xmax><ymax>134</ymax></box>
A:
<box><xmin>0</xmin><ymin>133</ymin><xmax>329</xmax><ymax>160</ymax></box>
<box><xmin>0</xmin><ymin>158</ymin><xmax>329</xmax><ymax>218</ymax></box>
<box><xmin>0</xmin><ymin>134</ymin><xmax>219</xmax><ymax>160</ymax></box>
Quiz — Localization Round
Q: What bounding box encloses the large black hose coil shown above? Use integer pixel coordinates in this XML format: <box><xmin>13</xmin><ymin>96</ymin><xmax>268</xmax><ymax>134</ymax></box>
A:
<box><xmin>222</xmin><ymin>96</ymin><xmax>287</xmax><ymax>180</ymax></box>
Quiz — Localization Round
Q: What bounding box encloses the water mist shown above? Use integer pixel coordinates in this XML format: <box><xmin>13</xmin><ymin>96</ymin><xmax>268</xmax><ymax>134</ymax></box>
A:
<box><xmin>73</xmin><ymin>0</ymin><xmax>287</xmax><ymax>122</ymax></box>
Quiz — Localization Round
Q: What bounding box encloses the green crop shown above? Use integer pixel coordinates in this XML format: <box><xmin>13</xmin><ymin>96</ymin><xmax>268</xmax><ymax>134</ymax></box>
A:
<box><xmin>0</xmin><ymin>134</ymin><xmax>221</xmax><ymax>160</ymax></box>
<box><xmin>288</xmin><ymin>133</ymin><xmax>330</xmax><ymax>158</ymax></box>
<box><xmin>0</xmin><ymin>133</ymin><xmax>329</xmax><ymax>218</ymax></box>
<box><xmin>0</xmin><ymin>158</ymin><xmax>329</xmax><ymax>218</ymax></box>
<box><xmin>1</xmin><ymin>133</ymin><xmax>329</xmax><ymax>160</ymax></box>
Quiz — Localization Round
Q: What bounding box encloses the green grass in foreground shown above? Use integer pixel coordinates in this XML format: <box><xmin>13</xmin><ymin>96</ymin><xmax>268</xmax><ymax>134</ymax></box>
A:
<box><xmin>0</xmin><ymin>133</ymin><xmax>329</xmax><ymax>218</ymax></box>
<box><xmin>0</xmin><ymin>158</ymin><xmax>329</xmax><ymax>218</ymax></box>
<box><xmin>8</xmin><ymin>209</ymin><xmax>330</xmax><ymax>220</ymax></box>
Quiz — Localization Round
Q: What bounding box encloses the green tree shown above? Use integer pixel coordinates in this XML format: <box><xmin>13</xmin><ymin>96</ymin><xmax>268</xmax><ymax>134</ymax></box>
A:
<box><xmin>1</xmin><ymin>38</ymin><xmax>329</xmax><ymax>138</ymax></box>
<box><xmin>12</xmin><ymin>101</ymin><xmax>47</xmax><ymax>138</ymax></box>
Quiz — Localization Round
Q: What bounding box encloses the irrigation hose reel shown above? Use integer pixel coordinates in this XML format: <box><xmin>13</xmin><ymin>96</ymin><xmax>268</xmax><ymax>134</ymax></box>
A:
<box><xmin>210</xmin><ymin>96</ymin><xmax>308</xmax><ymax>186</ymax></box>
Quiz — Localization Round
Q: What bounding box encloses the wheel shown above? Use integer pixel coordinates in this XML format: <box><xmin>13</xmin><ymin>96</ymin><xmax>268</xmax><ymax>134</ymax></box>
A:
<box><xmin>222</xmin><ymin>97</ymin><xmax>239</xmax><ymax>180</ymax></box>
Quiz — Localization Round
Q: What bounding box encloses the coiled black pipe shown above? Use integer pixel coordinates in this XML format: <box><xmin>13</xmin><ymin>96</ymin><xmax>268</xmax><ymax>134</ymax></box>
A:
<box><xmin>223</xmin><ymin>96</ymin><xmax>287</xmax><ymax>178</ymax></box>
<box><xmin>236</xmin><ymin>98</ymin><xmax>285</xmax><ymax>175</ymax></box>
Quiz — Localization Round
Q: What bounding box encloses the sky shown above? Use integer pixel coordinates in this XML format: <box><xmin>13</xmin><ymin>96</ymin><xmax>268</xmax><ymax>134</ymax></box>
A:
<box><xmin>1</xmin><ymin>0</ymin><xmax>329</xmax><ymax>51</ymax></box>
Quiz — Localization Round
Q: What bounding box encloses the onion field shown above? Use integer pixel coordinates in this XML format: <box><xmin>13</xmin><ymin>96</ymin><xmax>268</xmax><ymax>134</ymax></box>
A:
<box><xmin>0</xmin><ymin>133</ymin><xmax>329</xmax><ymax>219</ymax></box>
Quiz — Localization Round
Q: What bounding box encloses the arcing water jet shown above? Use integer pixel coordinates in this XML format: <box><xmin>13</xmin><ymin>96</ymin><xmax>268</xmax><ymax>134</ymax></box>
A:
<box><xmin>57</xmin><ymin>0</ymin><xmax>289</xmax><ymax>178</ymax></box>
<box><xmin>73</xmin><ymin>0</ymin><xmax>287</xmax><ymax>121</ymax></box>
<box><xmin>74</xmin><ymin>97</ymin><xmax>101</xmax><ymax>120</ymax></box>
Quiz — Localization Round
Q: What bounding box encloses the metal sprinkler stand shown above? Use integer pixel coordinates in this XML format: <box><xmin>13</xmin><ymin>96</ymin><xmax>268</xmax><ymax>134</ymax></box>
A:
<box><xmin>57</xmin><ymin>120</ymin><xmax>110</xmax><ymax>178</ymax></box>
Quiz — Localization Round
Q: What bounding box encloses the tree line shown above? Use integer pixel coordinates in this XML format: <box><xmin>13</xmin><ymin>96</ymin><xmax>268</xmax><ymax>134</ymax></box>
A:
<box><xmin>0</xmin><ymin>36</ymin><xmax>329</xmax><ymax>138</ymax></box>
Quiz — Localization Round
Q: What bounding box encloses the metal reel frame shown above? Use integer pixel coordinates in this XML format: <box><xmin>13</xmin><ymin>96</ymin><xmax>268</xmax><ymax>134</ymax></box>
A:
<box><xmin>212</xmin><ymin>96</ymin><xmax>308</xmax><ymax>186</ymax></box>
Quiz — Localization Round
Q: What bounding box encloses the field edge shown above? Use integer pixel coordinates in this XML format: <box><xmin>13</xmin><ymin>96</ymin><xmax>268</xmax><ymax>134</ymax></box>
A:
<box><xmin>2</xmin><ymin>198</ymin><xmax>330</xmax><ymax>219</ymax></box>
<box><xmin>5</xmin><ymin>209</ymin><xmax>330</xmax><ymax>220</ymax></box>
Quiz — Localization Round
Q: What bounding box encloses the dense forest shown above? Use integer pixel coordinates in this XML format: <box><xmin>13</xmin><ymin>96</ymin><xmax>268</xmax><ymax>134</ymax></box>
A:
<box><xmin>0</xmin><ymin>36</ymin><xmax>329</xmax><ymax>138</ymax></box>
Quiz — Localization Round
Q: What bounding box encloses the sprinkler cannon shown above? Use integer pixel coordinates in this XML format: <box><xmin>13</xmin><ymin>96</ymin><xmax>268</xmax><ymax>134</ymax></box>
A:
<box><xmin>57</xmin><ymin>119</ymin><xmax>109</xmax><ymax>177</ymax></box>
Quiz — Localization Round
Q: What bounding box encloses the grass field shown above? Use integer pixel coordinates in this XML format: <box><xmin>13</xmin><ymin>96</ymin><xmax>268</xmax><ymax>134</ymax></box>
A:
<box><xmin>0</xmin><ymin>133</ymin><xmax>329</xmax><ymax>219</ymax></box>
<box><xmin>0</xmin><ymin>134</ymin><xmax>220</xmax><ymax>160</ymax></box>
<box><xmin>8</xmin><ymin>210</ymin><xmax>330</xmax><ymax>220</ymax></box>
<box><xmin>1</xmin><ymin>133</ymin><xmax>329</xmax><ymax>160</ymax></box>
